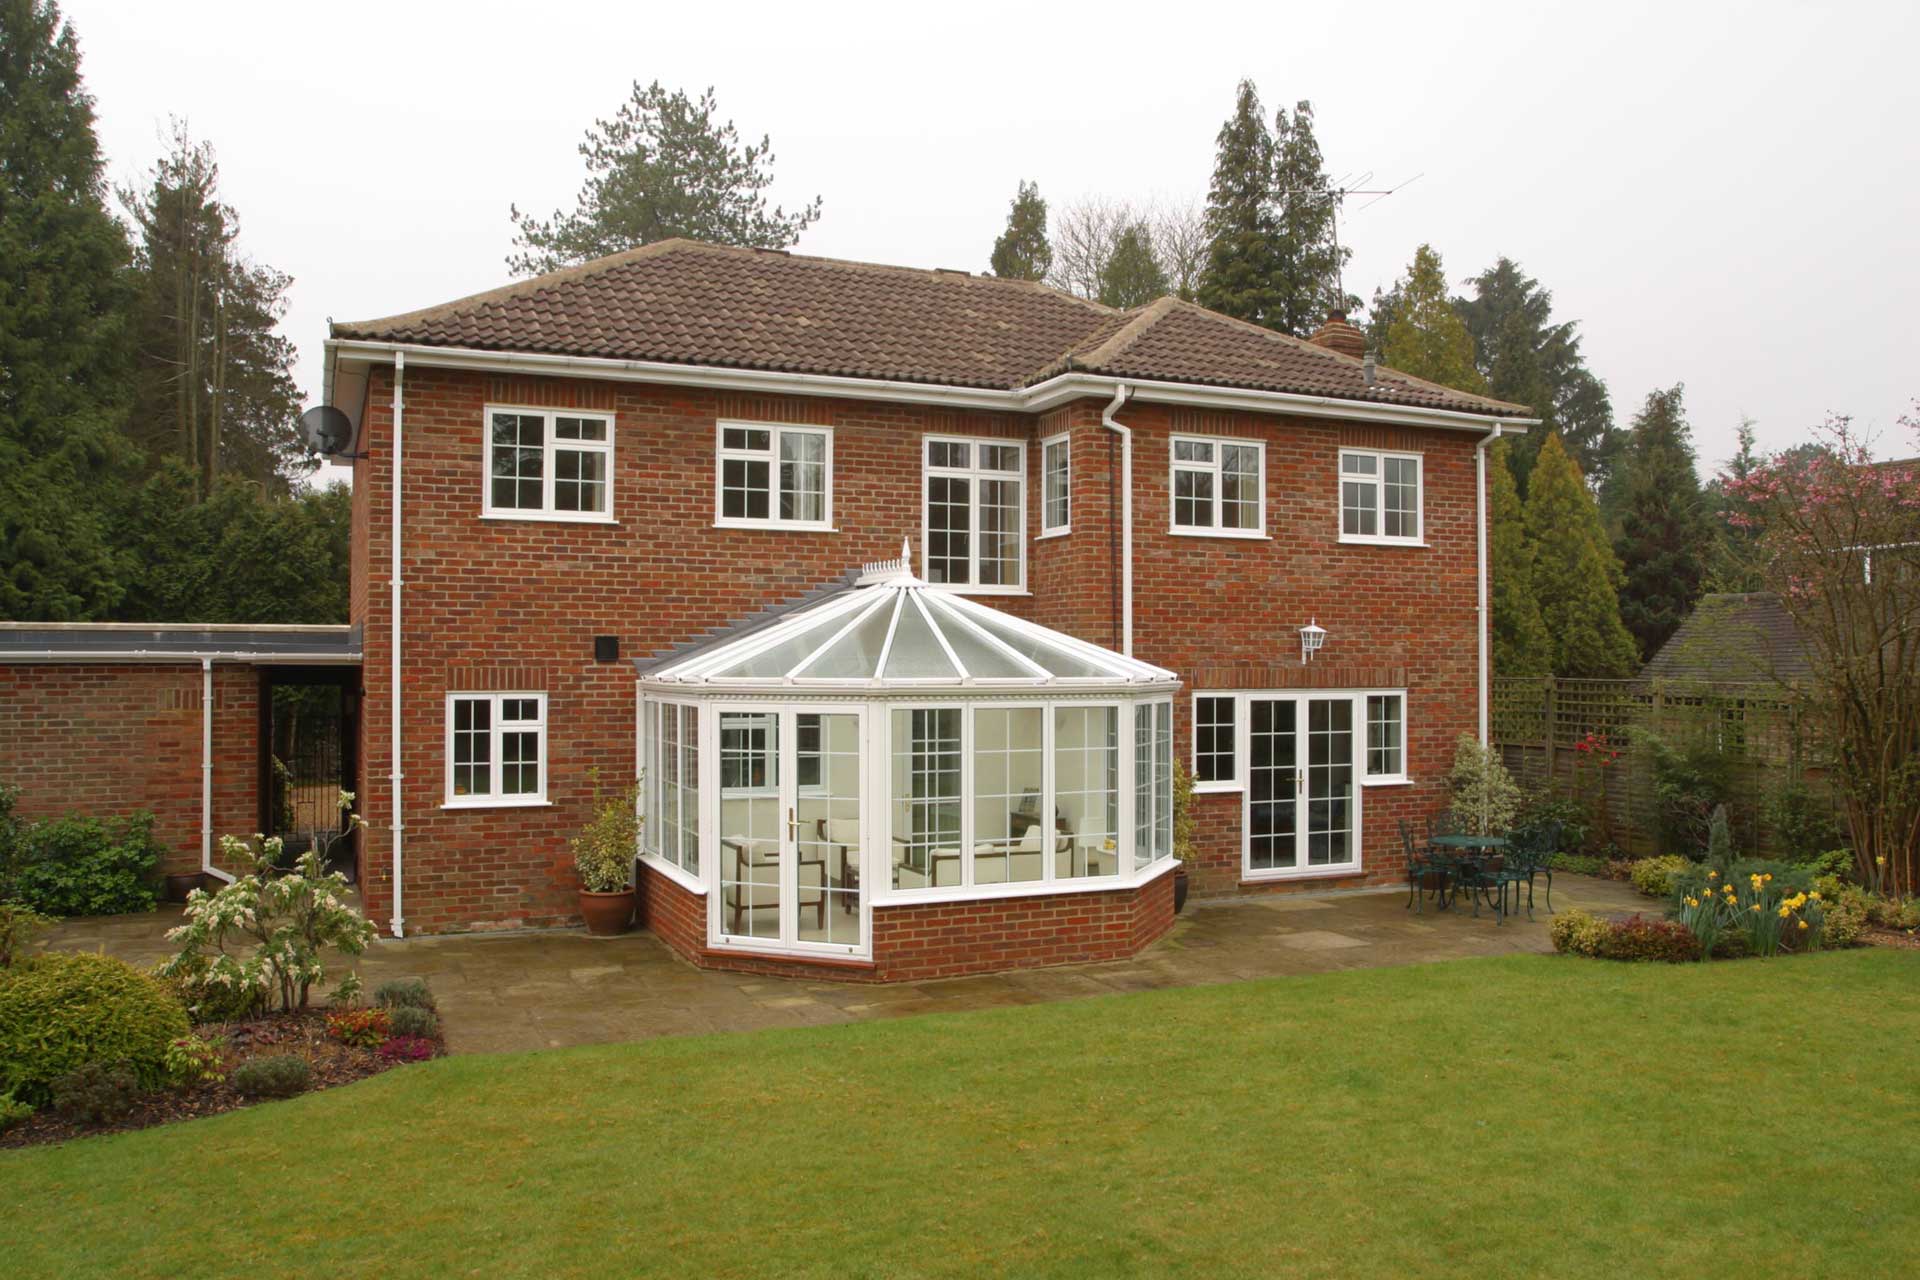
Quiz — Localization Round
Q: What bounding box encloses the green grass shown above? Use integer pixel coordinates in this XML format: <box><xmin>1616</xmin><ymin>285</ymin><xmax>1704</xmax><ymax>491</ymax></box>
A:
<box><xmin>6</xmin><ymin>951</ymin><xmax>1919</xmax><ymax>1278</ymax></box>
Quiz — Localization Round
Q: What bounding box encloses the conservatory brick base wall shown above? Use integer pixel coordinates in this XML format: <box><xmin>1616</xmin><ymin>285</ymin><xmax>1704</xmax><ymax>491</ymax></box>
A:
<box><xmin>637</xmin><ymin>860</ymin><xmax>1177</xmax><ymax>983</ymax></box>
<box><xmin>0</xmin><ymin>663</ymin><xmax>259</xmax><ymax>880</ymax></box>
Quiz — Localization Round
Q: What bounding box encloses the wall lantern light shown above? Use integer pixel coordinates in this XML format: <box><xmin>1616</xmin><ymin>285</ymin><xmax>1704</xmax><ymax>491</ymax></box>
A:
<box><xmin>1299</xmin><ymin>618</ymin><xmax>1327</xmax><ymax>664</ymax></box>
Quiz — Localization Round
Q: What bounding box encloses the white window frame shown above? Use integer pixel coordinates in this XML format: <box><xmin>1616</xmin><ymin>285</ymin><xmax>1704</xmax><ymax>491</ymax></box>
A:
<box><xmin>481</xmin><ymin>404</ymin><xmax>616</xmax><ymax>523</ymax></box>
<box><xmin>1039</xmin><ymin>432</ymin><xmax>1071</xmax><ymax>537</ymax></box>
<box><xmin>1364</xmin><ymin>692</ymin><xmax>1409</xmax><ymax>785</ymax></box>
<box><xmin>1169</xmin><ymin>434</ymin><xmax>1267</xmax><ymax>539</ymax></box>
<box><xmin>712</xmin><ymin>420</ymin><xmax>835</xmax><ymax>532</ymax></box>
<box><xmin>444</xmin><ymin>691</ymin><xmax>549</xmax><ymax>809</ymax></box>
<box><xmin>1338</xmin><ymin>448</ymin><xmax>1424</xmax><ymax>546</ymax></box>
<box><xmin>1191</xmin><ymin>693</ymin><xmax>1241</xmax><ymax>793</ymax></box>
<box><xmin>920</xmin><ymin>436</ymin><xmax>1028</xmax><ymax>594</ymax></box>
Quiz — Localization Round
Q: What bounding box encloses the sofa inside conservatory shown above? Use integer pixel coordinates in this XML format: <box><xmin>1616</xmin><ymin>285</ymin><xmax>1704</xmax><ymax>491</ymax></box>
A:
<box><xmin>634</xmin><ymin>548</ymin><xmax>1182</xmax><ymax>981</ymax></box>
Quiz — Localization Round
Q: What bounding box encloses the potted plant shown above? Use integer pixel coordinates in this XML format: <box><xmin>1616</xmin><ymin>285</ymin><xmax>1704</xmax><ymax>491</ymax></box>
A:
<box><xmin>573</xmin><ymin>776</ymin><xmax>640</xmax><ymax>937</ymax></box>
<box><xmin>1172</xmin><ymin>761</ymin><xmax>1197</xmax><ymax>913</ymax></box>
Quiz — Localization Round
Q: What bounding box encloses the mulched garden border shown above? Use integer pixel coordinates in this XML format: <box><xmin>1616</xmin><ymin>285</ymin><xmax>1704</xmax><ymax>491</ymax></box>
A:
<box><xmin>1</xmin><ymin>1011</ymin><xmax>438</xmax><ymax>1151</ymax></box>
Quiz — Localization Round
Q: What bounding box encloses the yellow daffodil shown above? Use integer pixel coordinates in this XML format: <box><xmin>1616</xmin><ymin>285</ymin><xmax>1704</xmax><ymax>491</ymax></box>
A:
<box><xmin>1778</xmin><ymin>905</ymin><xmax>1792</xmax><ymax>918</ymax></box>
<box><xmin>1810</xmin><ymin>891</ymin><xmax>1822</xmax><ymax>901</ymax></box>
<box><xmin>1751</xmin><ymin>904</ymin><xmax>1762</xmax><ymax>913</ymax></box>
<box><xmin>1798</xmin><ymin>920</ymin><xmax>1809</xmax><ymax>930</ymax></box>
<box><xmin>1707</xmin><ymin>869</ymin><xmax>1718</xmax><ymax>879</ymax></box>
<box><xmin>1877</xmin><ymin>855</ymin><xmax>1887</xmax><ymax>866</ymax></box>
<box><xmin>1763</xmin><ymin>873</ymin><xmax>1773</xmax><ymax>882</ymax></box>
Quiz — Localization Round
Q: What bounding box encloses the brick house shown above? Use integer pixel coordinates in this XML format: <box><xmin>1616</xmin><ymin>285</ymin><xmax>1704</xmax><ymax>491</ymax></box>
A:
<box><xmin>0</xmin><ymin>240</ymin><xmax>1533</xmax><ymax>981</ymax></box>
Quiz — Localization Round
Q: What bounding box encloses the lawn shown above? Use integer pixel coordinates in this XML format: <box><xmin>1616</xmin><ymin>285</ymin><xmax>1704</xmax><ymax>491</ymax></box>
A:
<box><xmin>4</xmin><ymin>951</ymin><xmax>1918</xmax><ymax>1279</ymax></box>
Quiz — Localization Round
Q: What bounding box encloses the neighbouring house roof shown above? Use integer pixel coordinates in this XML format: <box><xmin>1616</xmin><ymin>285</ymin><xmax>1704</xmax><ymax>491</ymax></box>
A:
<box><xmin>333</xmin><ymin>239</ymin><xmax>1531</xmax><ymax>418</ymax></box>
<box><xmin>0</xmin><ymin>622</ymin><xmax>361</xmax><ymax>664</ymax></box>
<box><xmin>1642</xmin><ymin>594</ymin><xmax>1812</xmax><ymax>684</ymax></box>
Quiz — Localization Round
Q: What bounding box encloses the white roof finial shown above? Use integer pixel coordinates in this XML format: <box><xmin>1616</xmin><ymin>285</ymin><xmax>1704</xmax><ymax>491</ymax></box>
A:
<box><xmin>901</xmin><ymin>534</ymin><xmax>912</xmax><ymax>562</ymax></box>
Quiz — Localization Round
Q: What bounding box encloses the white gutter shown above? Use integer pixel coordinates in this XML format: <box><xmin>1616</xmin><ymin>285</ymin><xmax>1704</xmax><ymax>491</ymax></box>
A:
<box><xmin>199</xmin><ymin>659</ymin><xmax>234</xmax><ymax>884</ymax></box>
<box><xmin>0</xmin><ymin>651</ymin><xmax>357</xmax><ymax>665</ymax></box>
<box><xmin>1098</xmin><ymin>383</ymin><xmax>1134</xmax><ymax>655</ymax></box>
<box><xmin>325</xmin><ymin>339</ymin><xmax>1541</xmax><ymax>435</ymax></box>
<box><xmin>389</xmin><ymin>351</ymin><xmax>406</xmax><ymax>938</ymax></box>
<box><xmin>1475</xmin><ymin>423</ymin><xmax>1505</xmax><ymax>744</ymax></box>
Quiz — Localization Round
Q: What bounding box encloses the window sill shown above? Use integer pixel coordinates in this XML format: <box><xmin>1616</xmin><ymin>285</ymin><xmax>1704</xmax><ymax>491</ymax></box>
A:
<box><xmin>1338</xmin><ymin>536</ymin><xmax>1426</xmax><ymax>548</ymax></box>
<box><xmin>479</xmin><ymin>512</ymin><xmax>619</xmax><ymax>526</ymax></box>
<box><xmin>871</xmin><ymin>856</ymin><xmax>1174</xmax><ymax>908</ymax></box>
<box><xmin>639</xmin><ymin>853</ymin><xmax>707</xmax><ymax>895</ymax></box>
<box><xmin>923</xmin><ymin>584</ymin><xmax>1032</xmax><ymax>598</ymax></box>
<box><xmin>1168</xmin><ymin>528</ymin><xmax>1269</xmax><ymax>541</ymax></box>
<box><xmin>441</xmin><ymin>798</ymin><xmax>553</xmax><ymax>811</ymax></box>
<box><xmin>712</xmin><ymin>519</ymin><xmax>837</xmax><ymax>533</ymax></box>
<box><xmin>1362</xmin><ymin>776</ymin><xmax>1414</xmax><ymax>788</ymax></box>
<box><xmin>1193</xmin><ymin>781</ymin><xmax>1243</xmax><ymax>795</ymax></box>
<box><xmin>1035</xmin><ymin>527</ymin><xmax>1071</xmax><ymax>541</ymax></box>
<box><xmin>1240</xmin><ymin>865</ymin><xmax>1364</xmax><ymax>885</ymax></box>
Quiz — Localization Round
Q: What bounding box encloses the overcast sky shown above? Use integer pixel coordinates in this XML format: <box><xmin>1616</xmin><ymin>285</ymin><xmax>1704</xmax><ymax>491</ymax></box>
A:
<box><xmin>65</xmin><ymin>0</ymin><xmax>1918</xmax><ymax>482</ymax></box>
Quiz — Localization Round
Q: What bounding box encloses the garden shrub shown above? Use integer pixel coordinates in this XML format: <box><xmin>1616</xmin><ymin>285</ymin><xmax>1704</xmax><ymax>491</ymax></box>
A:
<box><xmin>157</xmin><ymin>954</ymin><xmax>268</xmax><ymax>1024</ymax></box>
<box><xmin>385</xmin><ymin>1004</ymin><xmax>440</xmax><ymax>1039</ymax></box>
<box><xmin>324</xmin><ymin>1007</ymin><xmax>391</xmax><ymax>1048</ymax></box>
<box><xmin>1550</xmin><ymin>909</ymin><xmax>1700</xmax><ymax>962</ymax></box>
<box><xmin>1549</xmin><ymin>909</ymin><xmax>1608</xmax><ymax>955</ymax></box>
<box><xmin>231</xmin><ymin>1054</ymin><xmax>310</xmax><ymax>1099</ymax></box>
<box><xmin>1821</xmin><ymin>889</ymin><xmax>1870</xmax><ymax>948</ymax></box>
<box><xmin>1763</xmin><ymin>784</ymin><xmax>1847</xmax><ymax>862</ymax></box>
<box><xmin>0</xmin><ymin>952</ymin><xmax>189</xmax><ymax>1104</ymax></box>
<box><xmin>572</xmin><ymin>775</ymin><xmax>639</xmax><ymax>893</ymax></box>
<box><xmin>0</xmin><ymin>901</ymin><xmax>53</xmax><ymax>968</ymax></box>
<box><xmin>50</xmin><ymin>1059</ymin><xmax>141</xmax><ymax>1124</ymax></box>
<box><xmin>1864</xmin><ymin>895</ymin><xmax>1920</xmax><ymax>931</ymax></box>
<box><xmin>1514</xmin><ymin>792</ymin><xmax>1589</xmax><ymax>856</ymax></box>
<box><xmin>1806</xmin><ymin>849</ymin><xmax>1853</xmax><ymax>882</ymax></box>
<box><xmin>159</xmin><ymin>806</ymin><xmax>376</xmax><ymax>1013</ymax></box>
<box><xmin>162</xmin><ymin>1033</ymin><xmax>226</xmax><ymax>1085</ymax></box>
<box><xmin>1630</xmin><ymin>855</ymin><xmax>1692</xmax><ymax>899</ymax></box>
<box><xmin>1631</xmin><ymin>727</ymin><xmax>1741</xmax><ymax>854</ymax></box>
<box><xmin>1447</xmin><ymin>735</ymin><xmax>1522</xmax><ymax>836</ymax></box>
<box><xmin>1547</xmin><ymin>852</ymin><xmax>1606</xmax><ymax>877</ymax></box>
<box><xmin>373</xmin><ymin>978</ymin><xmax>435</xmax><ymax>1011</ymax></box>
<box><xmin>2</xmin><ymin>812</ymin><xmax>162</xmax><ymax>917</ymax></box>
<box><xmin>376</xmin><ymin>1035</ymin><xmax>438</xmax><ymax>1063</ymax></box>
<box><xmin>0</xmin><ymin>1091</ymin><xmax>30</xmax><ymax>1130</ymax></box>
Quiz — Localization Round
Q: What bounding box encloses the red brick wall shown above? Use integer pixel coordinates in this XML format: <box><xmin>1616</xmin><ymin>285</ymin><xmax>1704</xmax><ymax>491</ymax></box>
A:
<box><xmin>351</xmin><ymin>364</ymin><xmax>1483</xmax><ymax>934</ymax></box>
<box><xmin>638</xmin><ymin>859</ymin><xmax>1175</xmax><ymax>983</ymax></box>
<box><xmin>0</xmin><ymin>663</ymin><xmax>259</xmax><ymax>879</ymax></box>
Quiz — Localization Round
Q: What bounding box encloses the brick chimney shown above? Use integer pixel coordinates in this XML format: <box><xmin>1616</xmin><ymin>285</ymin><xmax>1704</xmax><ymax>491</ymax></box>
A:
<box><xmin>1306</xmin><ymin>308</ymin><xmax>1366</xmax><ymax>359</ymax></box>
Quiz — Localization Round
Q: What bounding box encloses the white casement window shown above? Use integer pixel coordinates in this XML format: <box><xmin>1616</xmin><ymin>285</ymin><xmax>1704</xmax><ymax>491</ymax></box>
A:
<box><xmin>1193</xmin><ymin>694</ymin><xmax>1239</xmax><ymax>791</ymax></box>
<box><xmin>484</xmin><ymin>406</ymin><xmax>614</xmax><ymax>521</ymax></box>
<box><xmin>714</xmin><ymin>422</ymin><xmax>832</xmax><ymax>530</ymax></box>
<box><xmin>1133</xmin><ymin>701</ymin><xmax>1173</xmax><ymax>871</ymax></box>
<box><xmin>446</xmin><ymin>692</ymin><xmax>548</xmax><ymax>807</ymax></box>
<box><xmin>1339</xmin><ymin>449</ymin><xmax>1423</xmax><ymax>544</ymax></box>
<box><xmin>644</xmin><ymin>702</ymin><xmax>701</xmax><ymax>874</ymax></box>
<box><xmin>923</xmin><ymin>437</ymin><xmax>1026</xmax><ymax>592</ymax></box>
<box><xmin>1365</xmin><ymin>693</ymin><xmax>1407</xmax><ymax>783</ymax></box>
<box><xmin>1040</xmin><ymin>433</ymin><xmax>1071</xmax><ymax>535</ymax></box>
<box><xmin>1170</xmin><ymin>435</ymin><xmax>1265</xmax><ymax>536</ymax></box>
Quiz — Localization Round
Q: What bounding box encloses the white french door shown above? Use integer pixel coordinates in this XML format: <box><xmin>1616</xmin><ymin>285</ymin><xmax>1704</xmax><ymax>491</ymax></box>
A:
<box><xmin>1243</xmin><ymin>695</ymin><xmax>1361</xmax><ymax>879</ymax></box>
<box><xmin>714</xmin><ymin>706</ymin><xmax>867</xmax><ymax>956</ymax></box>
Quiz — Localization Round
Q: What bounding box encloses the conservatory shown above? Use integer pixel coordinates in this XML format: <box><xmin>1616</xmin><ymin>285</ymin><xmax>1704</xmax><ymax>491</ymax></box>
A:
<box><xmin>635</xmin><ymin>547</ymin><xmax>1181</xmax><ymax>976</ymax></box>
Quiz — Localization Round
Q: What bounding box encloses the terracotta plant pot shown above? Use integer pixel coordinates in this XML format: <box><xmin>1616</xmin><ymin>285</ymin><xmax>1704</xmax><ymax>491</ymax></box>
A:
<box><xmin>1173</xmin><ymin>866</ymin><xmax>1190</xmax><ymax>914</ymax></box>
<box><xmin>578</xmin><ymin>888</ymin><xmax>636</xmax><ymax>937</ymax></box>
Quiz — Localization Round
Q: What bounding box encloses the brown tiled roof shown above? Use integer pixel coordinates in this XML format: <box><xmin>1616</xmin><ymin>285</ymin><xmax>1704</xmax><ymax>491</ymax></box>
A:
<box><xmin>1643</xmin><ymin>592</ymin><xmax>1813</xmax><ymax>684</ymax></box>
<box><xmin>334</xmin><ymin>239</ymin><xmax>1530</xmax><ymax>416</ymax></box>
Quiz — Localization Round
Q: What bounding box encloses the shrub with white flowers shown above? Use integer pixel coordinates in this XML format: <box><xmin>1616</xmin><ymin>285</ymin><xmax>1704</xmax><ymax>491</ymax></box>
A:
<box><xmin>159</xmin><ymin>793</ymin><xmax>377</xmax><ymax>1014</ymax></box>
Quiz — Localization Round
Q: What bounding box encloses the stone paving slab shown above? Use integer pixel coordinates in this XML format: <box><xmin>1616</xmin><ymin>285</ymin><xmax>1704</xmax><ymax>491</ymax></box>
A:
<box><xmin>38</xmin><ymin>874</ymin><xmax>1650</xmax><ymax>1056</ymax></box>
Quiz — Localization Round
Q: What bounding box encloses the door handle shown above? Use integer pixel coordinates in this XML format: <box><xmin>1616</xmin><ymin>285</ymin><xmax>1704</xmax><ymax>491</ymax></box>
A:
<box><xmin>787</xmin><ymin>806</ymin><xmax>798</xmax><ymax>844</ymax></box>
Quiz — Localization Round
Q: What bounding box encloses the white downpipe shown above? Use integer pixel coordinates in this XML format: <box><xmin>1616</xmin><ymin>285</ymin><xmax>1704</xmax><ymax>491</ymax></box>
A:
<box><xmin>1475</xmin><ymin>423</ymin><xmax>1504</xmax><ymax>744</ymax></box>
<box><xmin>1099</xmin><ymin>383</ymin><xmax>1134</xmax><ymax>656</ymax></box>
<box><xmin>199</xmin><ymin>658</ymin><xmax>233</xmax><ymax>884</ymax></box>
<box><xmin>389</xmin><ymin>352</ymin><xmax>406</xmax><ymax>938</ymax></box>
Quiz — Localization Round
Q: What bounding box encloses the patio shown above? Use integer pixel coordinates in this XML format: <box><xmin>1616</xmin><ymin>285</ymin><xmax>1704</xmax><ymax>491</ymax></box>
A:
<box><xmin>40</xmin><ymin>873</ymin><xmax>1645</xmax><ymax>1054</ymax></box>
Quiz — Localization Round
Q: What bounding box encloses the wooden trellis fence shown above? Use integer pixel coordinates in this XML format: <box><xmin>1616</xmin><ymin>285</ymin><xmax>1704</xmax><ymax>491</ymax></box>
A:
<box><xmin>1490</xmin><ymin>676</ymin><xmax>1811</xmax><ymax>856</ymax></box>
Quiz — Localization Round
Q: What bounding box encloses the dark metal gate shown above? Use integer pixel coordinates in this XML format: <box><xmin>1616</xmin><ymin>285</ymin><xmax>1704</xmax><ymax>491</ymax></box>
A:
<box><xmin>259</xmin><ymin>668</ymin><xmax>360</xmax><ymax>879</ymax></box>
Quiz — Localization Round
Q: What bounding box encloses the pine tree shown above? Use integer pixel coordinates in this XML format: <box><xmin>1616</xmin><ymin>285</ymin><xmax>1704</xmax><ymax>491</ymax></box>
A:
<box><xmin>1378</xmin><ymin>245</ymin><xmax>1488</xmax><ymax>394</ymax></box>
<box><xmin>0</xmin><ymin>0</ymin><xmax>134</xmax><ymax>619</ymax></box>
<box><xmin>1195</xmin><ymin>80</ymin><xmax>1283</xmax><ymax>326</ymax></box>
<box><xmin>1523</xmin><ymin>432</ymin><xmax>1639</xmax><ymax>678</ymax></box>
<box><xmin>120</xmin><ymin>123</ymin><xmax>307</xmax><ymax>495</ymax></box>
<box><xmin>1703</xmin><ymin>418</ymin><xmax>1766</xmax><ymax>591</ymax></box>
<box><xmin>1269</xmin><ymin>100</ymin><xmax>1349</xmax><ymax>337</ymax></box>
<box><xmin>1097</xmin><ymin>222</ymin><xmax>1169</xmax><ymax>308</ymax></box>
<box><xmin>988</xmin><ymin>180</ymin><xmax>1051</xmax><ymax>281</ymax></box>
<box><xmin>1489</xmin><ymin>439</ymin><xmax>1551</xmax><ymax>676</ymax></box>
<box><xmin>1612</xmin><ymin>385</ymin><xmax>1710</xmax><ymax>659</ymax></box>
<box><xmin>508</xmin><ymin>82</ymin><xmax>821</xmax><ymax>275</ymax></box>
<box><xmin>1456</xmin><ymin>258</ymin><xmax>1615</xmax><ymax>495</ymax></box>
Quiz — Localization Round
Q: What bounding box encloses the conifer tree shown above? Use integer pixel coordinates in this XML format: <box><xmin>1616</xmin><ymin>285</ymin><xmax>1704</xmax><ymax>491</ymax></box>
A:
<box><xmin>1613</xmin><ymin>385</ymin><xmax>1710</xmax><ymax>659</ymax></box>
<box><xmin>1097</xmin><ymin>222</ymin><xmax>1169</xmax><ymax>309</ymax></box>
<box><xmin>1703</xmin><ymin>418</ymin><xmax>1766</xmax><ymax>592</ymax></box>
<box><xmin>1196</xmin><ymin>81</ymin><xmax>1283</xmax><ymax>326</ymax></box>
<box><xmin>1523</xmin><ymin>432</ymin><xmax>1639</xmax><ymax>678</ymax></box>
<box><xmin>1489</xmin><ymin>439</ymin><xmax>1551</xmax><ymax>676</ymax></box>
<box><xmin>988</xmin><ymin>180</ymin><xmax>1051</xmax><ymax>281</ymax></box>
<box><xmin>1378</xmin><ymin>245</ymin><xmax>1487</xmax><ymax>394</ymax></box>
<box><xmin>1269</xmin><ymin>100</ymin><xmax>1348</xmax><ymax>336</ymax></box>
<box><xmin>0</xmin><ymin>0</ymin><xmax>133</xmax><ymax>619</ymax></box>
<box><xmin>508</xmin><ymin>82</ymin><xmax>821</xmax><ymax>275</ymax></box>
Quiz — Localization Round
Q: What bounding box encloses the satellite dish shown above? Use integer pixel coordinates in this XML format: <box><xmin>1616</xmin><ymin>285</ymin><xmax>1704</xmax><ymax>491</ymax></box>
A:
<box><xmin>299</xmin><ymin>406</ymin><xmax>354</xmax><ymax>457</ymax></box>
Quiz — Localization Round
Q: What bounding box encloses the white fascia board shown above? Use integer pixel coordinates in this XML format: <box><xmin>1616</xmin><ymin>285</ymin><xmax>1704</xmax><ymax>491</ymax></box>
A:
<box><xmin>0</xmin><ymin>651</ymin><xmax>360</xmax><ymax>665</ymax></box>
<box><xmin>324</xmin><ymin>339</ymin><xmax>1541</xmax><ymax>433</ymax></box>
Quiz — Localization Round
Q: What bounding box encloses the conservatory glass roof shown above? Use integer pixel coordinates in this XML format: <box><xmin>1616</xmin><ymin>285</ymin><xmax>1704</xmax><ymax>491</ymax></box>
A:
<box><xmin>639</xmin><ymin>545</ymin><xmax>1177</xmax><ymax>691</ymax></box>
